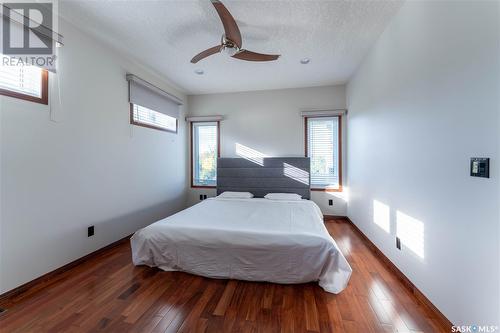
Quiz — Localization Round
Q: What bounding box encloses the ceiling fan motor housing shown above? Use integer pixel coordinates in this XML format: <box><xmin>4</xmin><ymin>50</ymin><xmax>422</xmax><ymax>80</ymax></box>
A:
<box><xmin>221</xmin><ymin>35</ymin><xmax>240</xmax><ymax>56</ymax></box>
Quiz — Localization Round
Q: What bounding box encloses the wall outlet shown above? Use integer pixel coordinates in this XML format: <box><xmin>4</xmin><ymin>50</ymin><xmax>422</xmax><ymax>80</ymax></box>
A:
<box><xmin>88</xmin><ymin>226</ymin><xmax>95</xmax><ymax>237</ymax></box>
<box><xmin>199</xmin><ymin>194</ymin><xmax>203</xmax><ymax>201</ymax></box>
<box><xmin>396</xmin><ymin>237</ymin><xmax>401</xmax><ymax>250</ymax></box>
<box><xmin>203</xmin><ymin>194</ymin><xmax>208</xmax><ymax>200</ymax></box>
<box><xmin>328</xmin><ymin>199</ymin><xmax>333</xmax><ymax>206</ymax></box>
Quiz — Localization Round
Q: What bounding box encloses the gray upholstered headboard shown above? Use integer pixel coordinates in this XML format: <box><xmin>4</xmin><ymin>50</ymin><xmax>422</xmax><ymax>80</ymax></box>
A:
<box><xmin>217</xmin><ymin>157</ymin><xmax>311</xmax><ymax>199</ymax></box>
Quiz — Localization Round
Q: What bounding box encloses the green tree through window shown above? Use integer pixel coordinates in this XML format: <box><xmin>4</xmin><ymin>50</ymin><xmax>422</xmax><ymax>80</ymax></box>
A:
<box><xmin>192</xmin><ymin>122</ymin><xmax>218</xmax><ymax>186</ymax></box>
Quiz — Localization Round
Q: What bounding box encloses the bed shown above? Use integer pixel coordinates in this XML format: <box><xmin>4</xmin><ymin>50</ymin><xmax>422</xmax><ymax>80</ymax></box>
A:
<box><xmin>131</xmin><ymin>157</ymin><xmax>352</xmax><ymax>293</ymax></box>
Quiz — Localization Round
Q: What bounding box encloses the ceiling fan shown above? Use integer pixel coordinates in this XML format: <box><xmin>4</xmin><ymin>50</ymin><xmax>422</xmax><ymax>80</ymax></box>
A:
<box><xmin>190</xmin><ymin>0</ymin><xmax>280</xmax><ymax>63</ymax></box>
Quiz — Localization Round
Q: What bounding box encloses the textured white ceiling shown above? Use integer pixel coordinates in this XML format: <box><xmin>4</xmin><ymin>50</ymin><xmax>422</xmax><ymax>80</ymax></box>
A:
<box><xmin>59</xmin><ymin>0</ymin><xmax>403</xmax><ymax>94</ymax></box>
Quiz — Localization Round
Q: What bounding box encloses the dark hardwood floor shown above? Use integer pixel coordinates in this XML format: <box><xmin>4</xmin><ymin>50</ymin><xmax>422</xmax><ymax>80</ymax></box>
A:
<box><xmin>0</xmin><ymin>219</ymin><xmax>449</xmax><ymax>332</ymax></box>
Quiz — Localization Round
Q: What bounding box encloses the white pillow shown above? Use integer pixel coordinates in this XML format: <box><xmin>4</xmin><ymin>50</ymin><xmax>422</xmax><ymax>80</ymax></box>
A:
<box><xmin>264</xmin><ymin>193</ymin><xmax>302</xmax><ymax>201</ymax></box>
<box><xmin>217</xmin><ymin>191</ymin><xmax>254</xmax><ymax>199</ymax></box>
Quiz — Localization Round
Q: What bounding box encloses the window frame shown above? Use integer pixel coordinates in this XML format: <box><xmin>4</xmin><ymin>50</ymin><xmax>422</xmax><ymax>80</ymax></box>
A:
<box><xmin>304</xmin><ymin>115</ymin><xmax>343</xmax><ymax>192</ymax></box>
<box><xmin>129</xmin><ymin>103</ymin><xmax>178</xmax><ymax>133</ymax></box>
<box><xmin>190</xmin><ymin>121</ymin><xmax>220</xmax><ymax>188</ymax></box>
<box><xmin>0</xmin><ymin>67</ymin><xmax>49</xmax><ymax>105</ymax></box>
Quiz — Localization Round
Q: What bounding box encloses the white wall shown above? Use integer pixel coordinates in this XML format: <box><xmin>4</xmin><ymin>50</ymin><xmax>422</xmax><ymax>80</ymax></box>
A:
<box><xmin>0</xmin><ymin>19</ymin><xmax>188</xmax><ymax>293</ymax></box>
<box><xmin>347</xmin><ymin>0</ymin><xmax>499</xmax><ymax>326</ymax></box>
<box><xmin>186</xmin><ymin>86</ymin><xmax>348</xmax><ymax>216</ymax></box>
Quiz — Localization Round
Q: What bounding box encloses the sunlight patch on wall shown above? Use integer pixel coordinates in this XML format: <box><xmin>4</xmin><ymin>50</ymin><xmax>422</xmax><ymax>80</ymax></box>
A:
<box><xmin>235</xmin><ymin>143</ymin><xmax>266</xmax><ymax>166</ymax></box>
<box><xmin>396</xmin><ymin>211</ymin><xmax>425</xmax><ymax>259</ymax></box>
<box><xmin>373</xmin><ymin>200</ymin><xmax>390</xmax><ymax>233</ymax></box>
<box><xmin>283</xmin><ymin>163</ymin><xmax>309</xmax><ymax>185</ymax></box>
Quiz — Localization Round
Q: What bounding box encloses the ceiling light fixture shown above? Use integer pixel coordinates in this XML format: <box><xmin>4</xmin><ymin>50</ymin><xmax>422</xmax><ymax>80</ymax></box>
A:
<box><xmin>300</xmin><ymin>58</ymin><xmax>311</xmax><ymax>64</ymax></box>
<box><xmin>194</xmin><ymin>69</ymin><xmax>204</xmax><ymax>75</ymax></box>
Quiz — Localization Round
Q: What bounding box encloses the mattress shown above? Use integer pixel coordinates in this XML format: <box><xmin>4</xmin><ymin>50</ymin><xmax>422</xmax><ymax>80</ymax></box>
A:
<box><xmin>130</xmin><ymin>197</ymin><xmax>352</xmax><ymax>293</ymax></box>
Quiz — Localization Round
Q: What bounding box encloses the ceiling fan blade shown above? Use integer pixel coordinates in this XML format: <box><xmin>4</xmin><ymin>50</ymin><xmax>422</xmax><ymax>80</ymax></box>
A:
<box><xmin>232</xmin><ymin>50</ymin><xmax>280</xmax><ymax>62</ymax></box>
<box><xmin>210</xmin><ymin>0</ymin><xmax>242</xmax><ymax>48</ymax></box>
<box><xmin>191</xmin><ymin>45</ymin><xmax>222</xmax><ymax>63</ymax></box>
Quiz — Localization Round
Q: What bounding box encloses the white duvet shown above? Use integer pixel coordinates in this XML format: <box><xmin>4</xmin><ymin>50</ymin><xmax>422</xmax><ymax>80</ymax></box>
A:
<box><xmin>131</xmin><ymin>197</ymin><xmax>352</xmax><ymax>293</ymax></box>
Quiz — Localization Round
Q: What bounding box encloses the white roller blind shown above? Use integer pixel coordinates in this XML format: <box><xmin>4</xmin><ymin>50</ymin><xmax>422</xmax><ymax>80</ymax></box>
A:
<box><xmin>193</xmin><ymin>122</ymin><xmax>218</xmax><ymax>186</ymax></box>
<box><xmin>300</xmin><ymin>109</ymin><xmax>346</xmax><ymax>117</ymax></box>
<box><xmin>127</xmin><ymin>74</ymin><xmax>182</xmax><ymax>119</ymax></box>
<box><xmin>0</xmin><ymin>59</ymin><xmax>43</xmax><ymax>97</ymax></box>
<box><xmin>186</xmin><ymin>115</ymin><xmax>224</xmax><ymax>122</ymax></box>
<box><xmin>307</xmin><ymin>117</ymin><xmax>340</xmax><ymax>188</ymax></box>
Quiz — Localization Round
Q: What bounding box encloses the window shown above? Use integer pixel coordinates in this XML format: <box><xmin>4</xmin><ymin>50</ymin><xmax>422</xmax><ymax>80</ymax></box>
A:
<box><xmin>127</xmin><ymin>74</ymin><xmax>181</xmax><ymax>133</ymax></box>
<box><xmin>130</xmin><ymin>104</ymin><xmax>177</xmax><ymax>133</ymax></box>
<box><xmin>0</xmin><ymin>60</ymin><xmax>48</xmax><ymax>104</ymax></box>
<box><xmin>305</xmin><ymin>116</ymin><xmax>342</xmax><ymax>191</ymax></box>
<box><xmin>191</xmin><ymin>121</ymin><xmax>219</xmax><ymax>187</ymax></box>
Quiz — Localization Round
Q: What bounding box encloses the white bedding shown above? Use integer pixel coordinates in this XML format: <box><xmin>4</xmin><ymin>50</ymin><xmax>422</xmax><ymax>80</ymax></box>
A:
<box><xmin>131</xmin><ymin>197</ymin><xmax>352</xmax><ymax>293</ymax></box>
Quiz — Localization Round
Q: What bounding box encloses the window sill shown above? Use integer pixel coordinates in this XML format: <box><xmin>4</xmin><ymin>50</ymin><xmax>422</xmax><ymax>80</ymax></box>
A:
<box><xmin>0</xmin><ymin>89</ymin><xmax>48</xmax><ymax>105</ymax></box>
<box><xmin>191</xmin><ymin>185</ymin><xmax>216</xmax><ymax>189</ymax></box>
<box><xmin>311</xmin><ymin>187</ymin><xmax>343</xmax><ymax>193</ymax></box>
<box><xmin>131</xmin><ymin>120</ymin><xmax>177</xmax><ymax>133</ymax></box>
<box><xmin>0</xmin><ymin>69</ymin><xmax>48</xmax><ymax>105</ymax></box>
